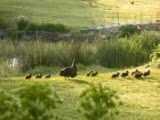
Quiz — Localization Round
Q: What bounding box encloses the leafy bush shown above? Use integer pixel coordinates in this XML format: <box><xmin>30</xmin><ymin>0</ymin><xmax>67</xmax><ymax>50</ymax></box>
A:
<box><xmin>15</xmin><ymin>15</ymin><xmax>29</xmax><ymax>30</ymax></box>
<box><xmin>0</xmin><ymin>16</ymin><xmax>12</xmax><ymax>30</ymax></box>
<box><xmin>118</xmin><ymin>24</ymin><xmax>141</xmax><ymax>37</ymax></box>
<box><xmin>150</xmin><ymin>44</ymin><xmax>160</xmax><ymax>68</ymax></box>
<box><xmin>0</xmin><ymin>90</ymin><xmax>20</xmax><ymax>120</ymax></box>
<box><xmin>26</xmin><ymin>23</ymin><xmax>39</xmax><ymax>31</ymax></box>
<box><xmin>80</xmin><ymin>83</ymin><xmax>122</xmax><ymax>120</ymax></box>
<box><xmin>0</xmin><ymin>83</ymin><xmax>62</xmax><ymax>120</ymax></box>
<box><xmin>15</xmin><ymin>83</ymin><xmax>62</xmax><ymax>120</ymax></box>
<box><xmin>26</xmin><ymin>22</ymin><xmax>68</xmax><ymax>33</ymax></box>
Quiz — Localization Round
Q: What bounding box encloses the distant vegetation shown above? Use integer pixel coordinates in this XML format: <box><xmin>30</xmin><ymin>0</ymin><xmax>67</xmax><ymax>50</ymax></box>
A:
<box><xmin>150</xmin><ymin>44</ymin><xmax>160</xmax><ymax>68</ymax></box>
<box><xmin>0</xmin><ymin>16</ymin><xmax>12</xmax><ymax>30</ymax></box>
<box><xmin>0</xmin><ymin>32</ymin><xmax>159</xmax><ymax>76</ymax></box>
<box><xmin>118</xmin><ymin>24</ymin><xmax>141</xmax><ymax>38</ymax></box>
<box><xmin>0</xmin><ymin>15</ymin><xmax>68</xmax><ymax>33</ymax></box>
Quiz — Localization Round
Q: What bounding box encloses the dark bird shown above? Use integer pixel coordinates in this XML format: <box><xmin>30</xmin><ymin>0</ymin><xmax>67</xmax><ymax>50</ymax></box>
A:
<box><xmin>35</xmin><ymin>73</ymin><xmax>42</xmax><ymax>79</ymax></box>
<box><xmin>134</xmin><ymin>72</ymin><xmax>143</xmax><ymax>79</ymax></box>
<box><xmin>131</xmin><ymin>69</ymin><xmax>140</xmax><ymax>75</ymax></box>
<box><xmin>91</xmin><ymin>71</ymin><xmax>98</xmax><ymax>77</ymax></box>
<box><xmin>45</xmin><ymin>72</ymin><xmax>51</xmax><ymax>78</ymax></box>
<box><xmin>58</xmin><ymin>60</ymin><xmax>77</xmax><ymax>79</ymax></box>
<box><xmin>111</xmin><ymin>72</ymin><xmax>120</xmax><ymax>78</ymax></box>
<box><xmin>143</xmin><ymin>70</ymin><xmax>150</xmax><ymax>76</ymax></box>
<box><xmin>25</xmin><ymin>73</ymin><xmax>32</xmax><ymax>79</ymax></box>
<box><xmin>130</xmin><ymin>1</ymin><xmax>134</xmax><ymax>5</ymax></box>
<box><xmin>85</xmin><ymin>71</ymin><xmax>93</xmax><ymax>77</ymax></box>
<box><xmin>121</xmin><ymin>71</ymin><xmax>129</xmax><ymax>77</ymax></box>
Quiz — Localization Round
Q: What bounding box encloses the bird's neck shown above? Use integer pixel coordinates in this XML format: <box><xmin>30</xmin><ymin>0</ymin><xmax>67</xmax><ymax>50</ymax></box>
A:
<box><xmin>72</xmin><ymin>61</ymin><xmax>76</xmax><ymax>68</ymax></box>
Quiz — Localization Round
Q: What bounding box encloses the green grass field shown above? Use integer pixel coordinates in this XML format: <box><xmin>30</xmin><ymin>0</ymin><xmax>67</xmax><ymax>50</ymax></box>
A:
<box><xmin>0</xmin><ymin>0</ymin><xmax>160</xmax><ymax>27</ymax></box>
<box><xmin>0</xmin><ymin>66</ymin><xmax>160</xmax><ymax>120</ymax></box>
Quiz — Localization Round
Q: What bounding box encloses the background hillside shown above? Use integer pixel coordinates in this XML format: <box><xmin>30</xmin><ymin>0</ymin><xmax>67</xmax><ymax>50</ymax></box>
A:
<box><xmin>0</xmin><ymin>0</ymin><xmax>160</xmax><ymax>27</ymax></box>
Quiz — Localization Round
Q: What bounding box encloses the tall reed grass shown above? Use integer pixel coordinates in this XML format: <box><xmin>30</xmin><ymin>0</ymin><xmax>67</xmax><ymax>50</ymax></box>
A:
<box><xmin>97</xmin><ymin>32</ymin><xmax>160</xmax><ymax>67</ymax></box>
<box><xmin>0</xmin><ymin>32</ymin><xmax>160</xmax><ymax>74</ymax></box>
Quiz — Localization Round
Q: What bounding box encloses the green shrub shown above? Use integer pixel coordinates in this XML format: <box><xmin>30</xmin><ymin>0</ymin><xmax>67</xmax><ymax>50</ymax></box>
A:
<box><xmin>40</xmin><ymin>23</ymin><xmax>68</xmax><ymax>33</ymax></box>
<box><xmin>0</xmin><ymin>83</ymin><xmax>62</xmax><ymax>120</ymax></box>
<box><xmin>118</xmin><ymin>24</ymin><xmax>141</xmax><ymax>37</ymax></box>
<box><xmin>26</xmin><ymin>22</ymin><xmax>68</xmax><ymax>33</ymax></box>
<box><xmin>0</xmin><ymin>16</ymin><xmax>11</xmax><ymax>30</ymax></box>
<box><xmin>15</xmin><ymin>15</ymin><xmax>29</xmax><ymax>30</ymax></box>
<box><xmin>0</xmin><ymin>89</ymin><xmax>20</xmax><ymax>120</ymax></box>
<box><xmin>14</xmin><ymin>83</ymin><xmax>62</xmax><ymax>120</ymax></box>
<box><xmin>26</xmin><ymin>23</ymin><xmax>39</xmax><ymax>31</ymax></box>
<box><xmin>79</xmin><ymin>83</ymin><xmax>122</xmax><ymax>120</ymax></box>
<box><xmin>97</xmin><ymin>32</ymin><xmax>160</xmax><ymax>68</ymax></box>
<box><xmin>150</xmin><ymin>44</ymin><xmax>160</xmax><ymax>68</ymax></box>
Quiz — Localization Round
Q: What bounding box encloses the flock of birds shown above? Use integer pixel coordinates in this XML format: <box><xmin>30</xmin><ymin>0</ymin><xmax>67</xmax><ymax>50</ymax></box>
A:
<box><xmin>111</xmin><ymin>69</ymin><xmax>150</xmax><ymax>79</ymax></box>
<box><xmin>25</xmin><ymin>60</ymin><xmax>150</xmax><ymax>80</ymax></box>
<box><xmin>85</xmin><ymin>71</ymin><xmax>98</xmax><ymax>77</ymax></box>
<box><xmin>25</xmin><ymin>60</ymin><xmax>77</xmax><ymax>80</ymax></box>
<box><xmin>25</xmin><ymin>72</ymin><xmax>51</xmax><ymax>79</ymax></box>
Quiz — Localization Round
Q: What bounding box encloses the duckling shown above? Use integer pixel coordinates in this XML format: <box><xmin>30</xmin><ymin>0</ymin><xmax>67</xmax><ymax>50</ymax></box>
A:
<box><xmin>35</xmin><ymin>73</ymin><xmax>42</xmax><ymax>79</ymax></box>
<box><xmin>121</xmin><ymin>71</ymin><xmax>129</xmax><ymax>77</ymax></box>
<box><xmin>111</xmin><ymin>72</ymin><xmax>120</xmax><ymax>78</ymax></box>
<box><xmin>91</xmin><ymin>71</ymin><xmax>98</xmax><ymax>77</ymax></box>
<box><xmin>143</xmin><ymin>70</ymin><xmax>150</xmax><ymax>76</ymax></box>
<box><xmin>131</xmin><ymin>69</ymin><xmax>140</xmax><ymax>75</ymax></box>
<box><xmin>45</xmin><ymin>73</ymin><xmax>51</xmax><ymax>78</ymax></box>
<box><xmin>134</xmin><ymin>72</ymin><xmax>143</xmax><ymax>79</ymax></box>
<box><xmin>85</xmin><ymin>71</ymin><xmax>93</xmax><ymax>77</ymax></box>
<box><xmin>25</xmin><ymin>73</ymin><xmax>32</xmax><ymax>79</ymax></box>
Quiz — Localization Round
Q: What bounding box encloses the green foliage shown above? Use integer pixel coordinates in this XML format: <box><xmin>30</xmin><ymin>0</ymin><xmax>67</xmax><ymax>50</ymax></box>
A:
<box><xmin>14</xmin><ymin>83</ymin><xmax>62</xmax><ymax>120</ymax></box>
<box><xmin>26</xmin><ymin>23</ymin><xmax>39</xmax><ymax>31</ymax></box>
<box><xmin>150</xmin><ymin>44</ymin><xmax>160</xmax><ymax>68</ymax></box>
<box><xmin>97</xmin><ymin>32</ymin><xmax>160</xmax><ymax>68</ymax></box>
<box><xmin>80</xmin><ymin>83</ymin><xmax>121</xmax><ymax>120</ymax></box>
<box><xmin>0</xmin><ymin>83</ymin><xmax>62</xmax><ymax>120</ymax></box>
<box><xmin>0</xmin><ymin>90</ymin><xmax>20</xmax><ymax>120</ymax></box>
<box><xmin>26</xmin><ymin>22</ymin><xmax>68</xmax><ymax>33</ymax></box>
<box><xmin>0</xmin><ymin>32</ymin><xmax>160</xmax><ymax>73</ymax></box>
<box><xmin>15</xmin><ymin>15</ymin><xmax>29</xmax><ymax>30</ymax></box>
<box><xmin>0</xmin><ymin>16</ymin><xmax>12</xmax><ymax>30</ymax></box>
<box><xmin>118</xmin><ymin>24</ymin><xmax>141</xmax><ymax>38</ymax></box>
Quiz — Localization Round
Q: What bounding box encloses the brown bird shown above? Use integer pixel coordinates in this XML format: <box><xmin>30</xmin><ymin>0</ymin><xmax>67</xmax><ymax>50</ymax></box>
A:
<box><xmin>121</xmin><ymin>71</ymin><xmax>129</xmax><ymax>77</ymax></box>
<box><xmin>58</xmin><ymin>60</ymin><xmax>77</xmax><ymax>79</ymax></box>
<box><xmin>45</xmin><ymin>73</ymin><xmax>51</xmax><ymax>78</ymax></box>
<box><xmin>131</xmin><ymin>69</ymin><xmax>140</xmax><ymax>75</ymax></box>
<box><xmin>35</xmin><ymin>73</ymin><xmax>42</xmax><ymax>79</ymax></box>
<box><xmin>134</xmin><ymin>72</ymin><xmax>143</xmax><ymax>79</ymax></box>
<box><xmin>25</xmin><ymin>73</ymin><xmax>32</xmax><ymax>79</ymax></box>
<box><xmin>143</xmin><ymin>70</ymin><xmax>150</xmax><ymax>76</ymax></box>
<box><xmin>91</xmin><ymin>71</ymin><xmax>98</xmax><ymax>77</ymax></box>
<box><xmin>111</xmin><ymin>72</ymin><xmax>120</xmax><ymax>78</ymax></box>
<box><xmin>85</xmin><ymin>71</ymin><xmax>93</xmax><ymax>77</ymax></box>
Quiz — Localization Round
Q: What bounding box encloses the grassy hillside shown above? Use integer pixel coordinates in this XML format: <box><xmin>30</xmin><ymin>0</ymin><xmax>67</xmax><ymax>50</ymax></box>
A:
<box><xmin>0</xmin><ymin>0</ymin><xmax>160</xmax><ymax>27</ymax></box>
<box><xmin>0</xmin><ymin>66</ymin><xmax>160</xmax><ymax>120</ymax></box>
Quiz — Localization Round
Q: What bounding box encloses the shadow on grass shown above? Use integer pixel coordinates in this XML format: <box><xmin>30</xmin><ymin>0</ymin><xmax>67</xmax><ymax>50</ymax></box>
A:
<box><xmin>132</xmin><ymin>76</ymin><xmax>158</xmax><ymax>82</ymax></box>
<box><xmin>68</xmin><ymin>79</ymin><xmax>89</xmax><ymax>85</ymax></box>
